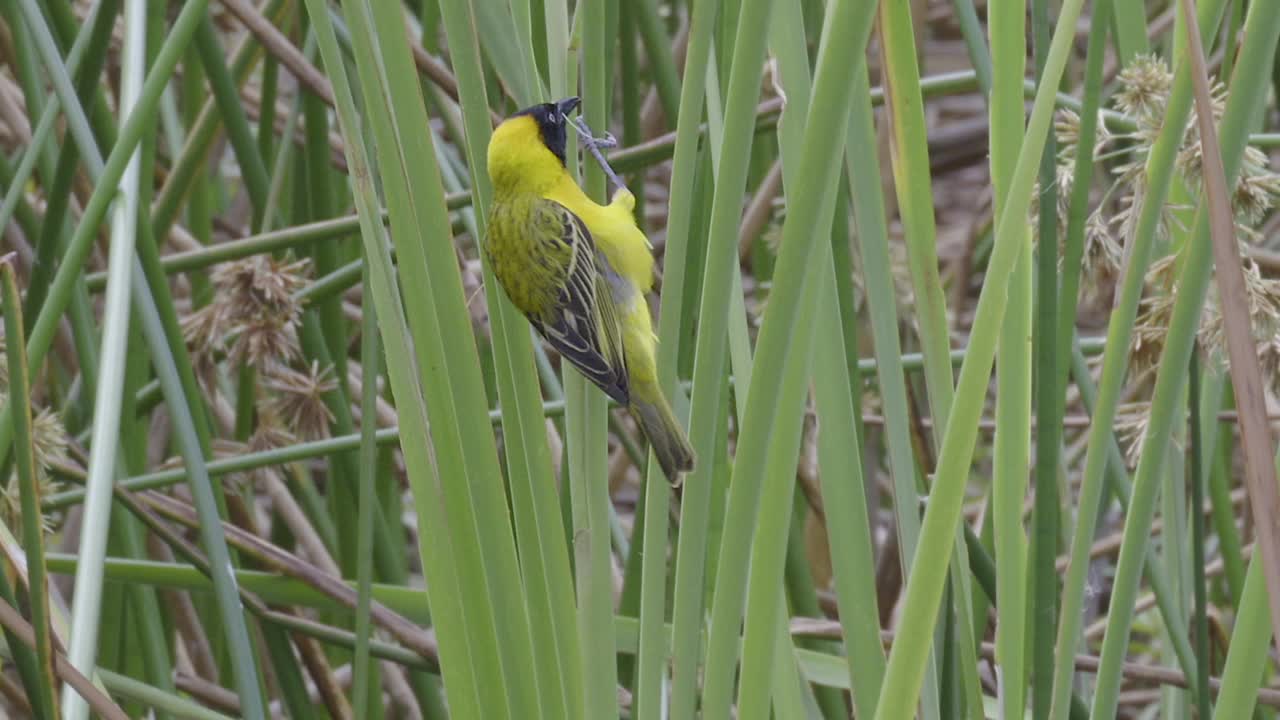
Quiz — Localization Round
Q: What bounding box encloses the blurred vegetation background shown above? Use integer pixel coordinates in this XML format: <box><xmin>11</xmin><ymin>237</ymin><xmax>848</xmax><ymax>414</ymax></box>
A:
<box><xmin>0</xmin><ymin>0</ymin><xmax>1278</xmax><ymax>718</ymax></box>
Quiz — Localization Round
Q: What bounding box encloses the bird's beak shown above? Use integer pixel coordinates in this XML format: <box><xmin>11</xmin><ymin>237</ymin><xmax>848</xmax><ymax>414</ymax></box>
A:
<box><xmin>557</xmin><ymin>96</ymin><xmax>581</xmax><ymax>118</ymax></box>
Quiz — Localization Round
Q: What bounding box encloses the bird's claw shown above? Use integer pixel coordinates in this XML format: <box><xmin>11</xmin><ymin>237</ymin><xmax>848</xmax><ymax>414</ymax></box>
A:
<box><xmin>570</xmin><ymin>117</ymin><xmax>615</xmax><ymax>150</ymax></box>
<box><xmin>569</xmin><ymin>116</ymin><xmax>627</xmax><ymax>194</ymax></box>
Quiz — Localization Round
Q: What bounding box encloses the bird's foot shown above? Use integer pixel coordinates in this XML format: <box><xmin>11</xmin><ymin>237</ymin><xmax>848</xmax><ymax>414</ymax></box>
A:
<box><xmin>570</xmin><ymin>116</ymin><xmax>616</xmax><ymax>148</ymax></box>
<box><xmin>569</xmin><ymin>116</ymin><xmax>627</xmax><ymax>194</ymax></box>
<box><xmin>589</xmin><ymin>130</ymin><xmax>619</xmax><ymax>149</ymax></box>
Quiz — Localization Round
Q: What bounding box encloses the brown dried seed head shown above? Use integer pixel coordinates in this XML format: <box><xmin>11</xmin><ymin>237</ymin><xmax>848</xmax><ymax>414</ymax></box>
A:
<box><xmin>204</xmin><ymin>256</ymin><xmax>312</xmax><ymax>370</ymax></box>
<box><xmin>1114</xmin><ymin>54</ymin><xmax>1173</xmax><ymax>127</ymax></box>
<box><xmin>30</xmin><ymin>407</ymin><xmax>69</xmax><ymax>472</ymax></box>
<box><xmin>1115</xmin><ymin>402</ymin><xmax>1153</xmax><ymax>470</ymax></box>
<box><xmin>262</xmin><ymin>362</ymin><xmax>338</xmax><ymax>442</ymax></box>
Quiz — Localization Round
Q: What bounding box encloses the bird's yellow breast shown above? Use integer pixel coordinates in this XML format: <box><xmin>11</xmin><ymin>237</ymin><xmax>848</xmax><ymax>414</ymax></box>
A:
<box><xmin>545</xmin><ymin>180</ymin><xmax>654</xmax><ymax>294</ymax></box>
<box><xmin>487</xmin><ymin>115</ymin><xmax>563</xmax><ymax>196</ymax></box>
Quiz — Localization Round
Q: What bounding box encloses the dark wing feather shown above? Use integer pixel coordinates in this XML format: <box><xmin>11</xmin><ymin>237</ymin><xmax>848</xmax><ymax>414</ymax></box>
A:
<box><xmin>530</xmin><ymin>201</ymin><xmax>630</xmax><ymax>404</ymax></box>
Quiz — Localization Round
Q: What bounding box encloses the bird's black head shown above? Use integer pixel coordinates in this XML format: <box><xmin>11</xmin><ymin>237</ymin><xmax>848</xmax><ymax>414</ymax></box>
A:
<box><xmin>513</xmin><ymin>96</ymin><xmax>580</xmax><ymax>166</ymax></box>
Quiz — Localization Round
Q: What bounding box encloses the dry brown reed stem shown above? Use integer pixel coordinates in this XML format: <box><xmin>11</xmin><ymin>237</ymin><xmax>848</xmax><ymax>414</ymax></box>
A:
<box><xmin>217</xmin><ymin>0</ymin><xmax>488</xmax><ymax>126</ymax></box>
<box><xmin>738</xmin><ymin>159</ymin><xmax>785</xmax><ymax>261</ymax></box>
<box><xmin>174</xmin><ymin>672</ymin><xmax>242</xmax><ymax>715</ymax></box>
<box><xmin>788</xmin><ymin>619</ymin><xmax>1280</xmax><ymax>708</ymax></box>
<box><xmin>0</xmin><ymin>599</ymin><xmax>128</xmax><ymax>720</ymax></box>
<box><xmin>261</xmin><ymin>474</ymin><xmax>341</xmax><ymax>575</ymax></box>
<box><xmin>861</xmin><ymin>410</ymin><xmax>1280</xmax><ymax>430</ymax></box>
<box><xmin>112</xmin><ymin>481</ymin><xmax>432</xmax><ymax>711</ymax></box>
<box><xmin>219</xmin><ymin>0</ymin><xmax>334</xmax><ymax>104</ymax></box>
<box><xmin>0</xmin><ymin>671</ymin><xmax>33</xmax><ymax>717</ymax></box>
<box><xmin>1083</xmin><ymin>544</ymin><xmax>1251</xmax><ymax>642</ymax></box>
<box><xmin>379</xmin><ymin>660</ymin><xmax>424</xmax><ymax>720</ymax></box>
<box><xmin>139</xmin><ymin>491</ymin><xmax>439</xmax><ymax>663</ymax></box>
<box><xmin>1053</xmin><ymin>487</ymin><xmax>1249</xmax><ymax>573</ymax></box>
<box><xmin>121</xmin><ymin>479</ymin><xmax>438</xmax><ymax>691</ymax></box>
<box><xmin>640</xmin><ymin>13</ymin><xmax>690</xmax><ymax>138</ymax></box>
<box><xmin>295</xmin><ymin>631</ymin><xmax>353</xmax><ymax>719</ymax></box>
<box><xmin>1179</xmin><ymin>0</ymin><xmax>1280</xmax><ymax>661</ymax></box>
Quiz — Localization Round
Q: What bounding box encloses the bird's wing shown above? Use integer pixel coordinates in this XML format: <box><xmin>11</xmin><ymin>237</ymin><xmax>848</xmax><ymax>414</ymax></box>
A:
<box><xmin>530</xmin><ymin>200</ymin><xmax>630</xmax><ymax>405</ymax></box>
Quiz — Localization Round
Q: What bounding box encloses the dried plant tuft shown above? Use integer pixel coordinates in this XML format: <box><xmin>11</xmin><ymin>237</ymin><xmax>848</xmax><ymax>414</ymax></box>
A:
<box><xmin>263</xmin><ymin>361</ymin><xmax>338</xmax><ymax>442</ymax></box>
<box><xmin>183</xmin><ymin>255</ymin><xmax>311</xmax><ymax>375</ymax></box>
<box><xmin>0</xmin><ymin>404</ymin><xmax>69</xmax><ymax>538</ymax></box>
<box><xmin>1113</xmin><ymin>54</ymin><xmax>1173</xmax><ymax>132</ymax></box>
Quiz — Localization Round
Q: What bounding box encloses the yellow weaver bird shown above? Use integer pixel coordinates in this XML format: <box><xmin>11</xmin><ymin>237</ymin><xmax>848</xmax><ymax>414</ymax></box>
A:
<box><xmin>485</xmin><ymin>97</ymin><xmax>695</xmax><ymax>483</ymax></box>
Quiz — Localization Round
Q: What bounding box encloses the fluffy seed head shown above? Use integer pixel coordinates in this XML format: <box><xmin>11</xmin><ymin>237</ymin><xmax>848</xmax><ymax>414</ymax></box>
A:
<box><xmin>1114</xmin><ymin>54</ymin><xmax>1173</xmax><ymax>128</ymax></box>
<box><xmin>263</xmin><ymin>362</ymin><xmax>338</xmax><ymax>442</ymax></box>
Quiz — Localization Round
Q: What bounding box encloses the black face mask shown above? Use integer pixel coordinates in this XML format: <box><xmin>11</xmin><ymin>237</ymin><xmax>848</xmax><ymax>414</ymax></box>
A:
<box><xmin>513</xmin><ymin>96</ymin><xmax>580</xmax><ymax>166</ymax></box>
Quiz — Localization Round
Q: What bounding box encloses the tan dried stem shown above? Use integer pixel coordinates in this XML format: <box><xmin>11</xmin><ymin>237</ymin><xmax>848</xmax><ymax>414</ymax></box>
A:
<box><xmin>1179</xmin><ymin>0</ymin><xmax>1280</xmax><ymax>661</ymax></box>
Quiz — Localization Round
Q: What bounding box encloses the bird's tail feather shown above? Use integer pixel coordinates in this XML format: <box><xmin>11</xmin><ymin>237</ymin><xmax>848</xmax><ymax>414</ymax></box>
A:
<box><xmin>630</xmin><ymin>392</ymin><xmax>695</xmax><ymax>485</ymax></box>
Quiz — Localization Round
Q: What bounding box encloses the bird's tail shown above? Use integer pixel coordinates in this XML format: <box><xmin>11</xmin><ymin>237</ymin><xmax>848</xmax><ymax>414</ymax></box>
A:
<box><xmin>629</xmin><ymin>388</ymin><xmax>695</xmax><ymax>485</ymax></box>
